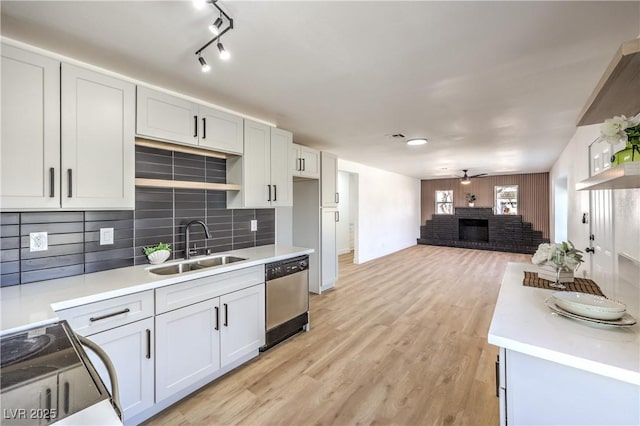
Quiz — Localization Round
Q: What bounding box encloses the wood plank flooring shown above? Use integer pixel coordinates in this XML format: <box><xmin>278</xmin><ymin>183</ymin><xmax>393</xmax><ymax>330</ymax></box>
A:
<box><xmin>144</xmin><ymin>245</ymin><xmax>529</xmax><ymax>426</ymax></box>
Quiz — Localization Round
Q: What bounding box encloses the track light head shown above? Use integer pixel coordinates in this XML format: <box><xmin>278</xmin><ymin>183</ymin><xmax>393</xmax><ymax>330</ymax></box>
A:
<box><xmin>208</xmin><ymin>17</ymin><xmax>223</xmax><ymax>35</ymax></box>
<box><xmin>198</xmin><ymin>55</ymin><xmax>211</xmax><ymax>72</ymax></box>
<box><xmin>217</xmin><ymin>42</ymin><xmax>230</xmax><ymax>60</ymax></box>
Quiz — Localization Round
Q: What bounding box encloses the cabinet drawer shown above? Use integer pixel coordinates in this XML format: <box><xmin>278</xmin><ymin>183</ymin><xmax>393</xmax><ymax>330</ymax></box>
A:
<box><xmin>156</xmin><ymin>265</ymin><xmax>264</xmax><ymax>314</ymax></box>
<box><xmin>57</xmin><ymin>290</ymin><xmax>154</xmax><ymax>336</ymax></box>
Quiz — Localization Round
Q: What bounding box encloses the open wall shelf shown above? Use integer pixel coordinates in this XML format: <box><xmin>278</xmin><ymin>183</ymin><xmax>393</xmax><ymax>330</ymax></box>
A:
<box><xmin>576</xmin><ymin>162</ymin><xmax>640</xmax><ymax>191</ymax></box>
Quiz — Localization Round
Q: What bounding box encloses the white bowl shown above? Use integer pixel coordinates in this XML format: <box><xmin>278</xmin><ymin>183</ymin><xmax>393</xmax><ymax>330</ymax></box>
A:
<box><xmin>148</xmin><ymin>250</ymin><xmax>171</xmax><ymax>265</ymax></box>
<box><xmin>552</xmin><ymin>291</ymin><xmax>626</xmax><ymax>321</ymax></box>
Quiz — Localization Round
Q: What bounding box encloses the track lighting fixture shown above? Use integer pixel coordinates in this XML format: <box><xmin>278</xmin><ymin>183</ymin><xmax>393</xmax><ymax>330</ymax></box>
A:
<box><xmin>194</xmin><ymin>0</ymin><xmax>234</xmax><ymax>72</ymax></box>
<box><xmin>208</xmin><ymin>16</ymin><xmax>223</xmax><ymax>35</ymax></box>
<box><xmin>217</xmin><ymin>40</ymin><xmax>230</xmax><ymax>60</ymax></box>
<box><xmin>198</xmin><ymin>55</ymin><xmax>211</xmax><ymax>72</ymax></box>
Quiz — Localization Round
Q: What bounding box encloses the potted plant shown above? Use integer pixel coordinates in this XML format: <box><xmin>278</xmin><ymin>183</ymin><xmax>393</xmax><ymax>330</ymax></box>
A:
<box><xmin>465</xmin><ymin>193</ymin><xmax>476</xmax><ymax>207</ymax></box>
<box><xmin>144</xmin><ymin>242</ymin><xmax>172</xmax><ymax>265</ymax></box>
<box><xmin>599</xmin><ymin>113</ymin><xmax>640</xmax><ymax>165</ymax></box>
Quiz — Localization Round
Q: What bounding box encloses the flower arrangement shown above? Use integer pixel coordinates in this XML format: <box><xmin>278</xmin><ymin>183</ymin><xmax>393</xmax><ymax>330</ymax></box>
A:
<box><xmin>599</xmin><ymin>113</ymin><xmax>640</xmax><ymax>146</ymax></box>
<box><xmin>465</xmin><ymin>193</ymin><xmax>476</xmax><ymax>202</ymax></box>
<box><xmin>532</xmin><ymin>241</ymin><xmax>583</xmax><ymax>271</ymax></box>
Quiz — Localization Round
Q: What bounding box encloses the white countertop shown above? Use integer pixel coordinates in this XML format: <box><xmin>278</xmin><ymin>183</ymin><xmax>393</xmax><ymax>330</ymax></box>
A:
<box><xmin>488</xmin><ymin>262</ymin><xmax>640</xmax><ymax>386</ymax></box>
<box><xmin>0</xmin><ymin>245</ymin><xmax>313</xmax><ymax>334</ymax></box>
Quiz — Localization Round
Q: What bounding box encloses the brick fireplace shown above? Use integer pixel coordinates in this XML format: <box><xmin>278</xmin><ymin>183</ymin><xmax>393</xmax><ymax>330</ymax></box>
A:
<box><xmin>418</xmin><ymin>207</ymin><xmax>549</xmax><ymax>254</ymax></box>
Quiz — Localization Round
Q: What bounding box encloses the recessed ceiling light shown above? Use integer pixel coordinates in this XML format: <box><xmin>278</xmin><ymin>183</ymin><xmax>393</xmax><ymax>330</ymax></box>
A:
<box><xmin>406</xmin><ymin>138</ymin><xmax>428</xmax><ymax>146</ymax></box>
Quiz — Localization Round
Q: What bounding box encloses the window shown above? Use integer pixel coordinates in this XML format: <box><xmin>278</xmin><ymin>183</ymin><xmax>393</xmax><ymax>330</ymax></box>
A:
<box><xmin>435</xmin><ymin>190</ymin><xmax>453</xmax><ymax>214</ymax></box>
<box><xmin>495</xmin><ymin>185</ymin><xmax>518</xmax><ymax>215</ymax></box>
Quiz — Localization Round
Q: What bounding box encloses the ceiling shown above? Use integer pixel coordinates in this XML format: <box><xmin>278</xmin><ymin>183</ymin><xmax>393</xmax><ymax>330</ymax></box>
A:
<box><xmin>1</xmin><ymin>1</ymin><xmax>639</xmax><ymax>179</ymax></box>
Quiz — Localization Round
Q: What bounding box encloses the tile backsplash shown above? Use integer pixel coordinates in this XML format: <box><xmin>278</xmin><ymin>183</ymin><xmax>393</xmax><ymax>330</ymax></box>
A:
<box><xmin>0</xmin><ymin>145</ymin><xmax>275</xmax><ymax>287</ymax></box>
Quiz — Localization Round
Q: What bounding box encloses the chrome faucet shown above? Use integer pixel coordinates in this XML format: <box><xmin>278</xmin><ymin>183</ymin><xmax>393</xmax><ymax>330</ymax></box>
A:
<box><xmin>184</xmin><ymin>220</ymin><xmax>212</xmax><ymax>260</ymax></box>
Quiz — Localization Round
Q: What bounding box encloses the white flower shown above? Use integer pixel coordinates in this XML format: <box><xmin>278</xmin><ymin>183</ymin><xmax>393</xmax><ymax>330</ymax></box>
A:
<box><xmin>564</xmin><ymin>256</ymin><xmax>579</xmax><ymax>270</ymax></box>
<box><xmin>599</xmin><ymin>114</ymin><xmax>640</xmax><ymax>145</ymax></box>
<box><xmin>532</xmin><ymin>243</ymin><xmax>551</xmax><ymax>265</ymax></box>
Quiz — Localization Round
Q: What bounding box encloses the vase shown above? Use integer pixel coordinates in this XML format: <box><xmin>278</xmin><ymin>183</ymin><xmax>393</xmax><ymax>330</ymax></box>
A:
<box><xmin>468</xmin><ymin>202</ymin><xmax>475</xmax><ymax>207</ymax></box>
<box><xmin>148</xmin><ymin>249</ymin><xmax>171</xmax><ymax>265</ymax></box>
<box><xmin>611</xmin><ymin>142</ymin><xmax>640</xmax><ymax>166</ymax></box>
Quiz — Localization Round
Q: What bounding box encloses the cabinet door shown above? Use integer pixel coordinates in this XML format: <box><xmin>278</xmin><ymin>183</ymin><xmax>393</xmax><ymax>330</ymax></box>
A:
<box><xmin>155</xmin><ymin>298</ymin><xmax>220</xmax><ymax>402</ymax></box>
<box><xmin>1</xmin><ymin>44</ymin><xmax>60</xmax><ymax>210</ymax></box>
<box><xmin>86</xmin><ymin>317</ymin><xmax>154</xmax><ymax>421</ymax></box>
<box><xmin>270</xmin><ymin>128</ymin><xmax>293</xmax><ymax>207</ymax></box>
<box><xmin>321</xmin><ymin>209</ymin><xmax>338</xmax><ymax>290</ymax></box>
<box><xmin>61</xmin><ymin>63</ymin><xmax>135</xmax><ymax>209</ymax></box>
<box><xmin>136</xmin><ymin>86</ymin><xmax>199</xmax><ymax>146</ymax></box>
<box><xmin>199</xmin><ymin>106</ymin><xmax>243</xmax><ymax>155</ymax></box>
<box><xmin>300</xmin><ymin>146</ymin><xmax>320</xmax><ymax>179</ymax></box>
<box><xmin>242</xmin><ymin>120</ymin><xmax>272</xmax><ymax>208</ymax></box>
<box><xmin>291</xmin><ymin>144</ymin><xmax>302</xmax><ymax>176</ymax></box>
<box><xmin>220</xmin><ymin>284</ymin><xmax>265</xmax><ymax>367</ymax></box>
<box><xmin>321</xmin><ymin>151</ymin><xmax>338</xmax><ymax>207</ymax></box>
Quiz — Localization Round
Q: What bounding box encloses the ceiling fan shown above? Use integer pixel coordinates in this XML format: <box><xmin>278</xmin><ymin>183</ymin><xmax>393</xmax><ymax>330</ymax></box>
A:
<box><xmin>459</xmin><ymin>169</ymin><xmax>487</xmax><ymax>185</ymax></box>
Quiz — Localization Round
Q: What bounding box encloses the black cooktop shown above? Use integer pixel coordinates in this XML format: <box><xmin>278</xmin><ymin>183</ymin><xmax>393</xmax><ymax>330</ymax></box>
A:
<box><xmin>1</xmin><ymin>322</ymin><xmax>81</xmax><ymax>390</ymax></box>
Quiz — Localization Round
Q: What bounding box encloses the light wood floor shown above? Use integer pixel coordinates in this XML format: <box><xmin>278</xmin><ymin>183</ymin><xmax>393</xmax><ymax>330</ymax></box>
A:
<box><xmin>145</xmin><ymin>245</ymin><xmax>529</xmax><ymax>426</ymax></box>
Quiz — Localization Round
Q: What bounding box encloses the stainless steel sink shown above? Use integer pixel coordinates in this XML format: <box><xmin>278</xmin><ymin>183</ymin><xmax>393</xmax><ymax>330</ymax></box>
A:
<box><xmin>148</xmin><ymin>255</ymin><xmax>247</xmax><ymax>275</ymax></box>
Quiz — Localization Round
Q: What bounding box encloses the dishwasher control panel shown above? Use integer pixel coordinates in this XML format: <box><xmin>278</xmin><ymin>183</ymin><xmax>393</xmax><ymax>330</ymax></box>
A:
<box><xmin>265</xmin><ymin>255</ymin><xmax>309</xmax><ymax>281</ymax></box>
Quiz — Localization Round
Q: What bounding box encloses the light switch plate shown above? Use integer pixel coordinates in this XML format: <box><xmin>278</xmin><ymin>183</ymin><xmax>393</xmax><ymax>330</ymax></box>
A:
<box><xmin>250</xmin><ymin>220</ymin><xmax>257</xmax><ymax>232</ymax></box>
<box><xmin>100</xmin><ymin>228</ymin><xmax>114</xmax><ymax>245</ymax></box>
<box><xmin>29</xmin><ymin>232</ymin><xmax>48</xmax><ymax>252</ymax></box>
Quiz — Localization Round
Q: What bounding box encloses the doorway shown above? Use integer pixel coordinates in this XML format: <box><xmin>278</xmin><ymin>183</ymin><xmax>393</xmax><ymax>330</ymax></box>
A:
<box><xmin>337</xmin><ymin>171</ymin><xmax>359</xmax><ymax>263</ymax></box>
<box><xmin>554</xmin><ymin>175</ymin><xmax>568</xmax><ymax>243</ymax></box>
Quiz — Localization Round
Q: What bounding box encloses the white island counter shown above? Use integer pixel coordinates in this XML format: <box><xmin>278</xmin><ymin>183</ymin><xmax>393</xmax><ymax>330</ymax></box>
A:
<box><xmin>488</xmin><ymin>262</ymin><xmax>639</xmax><ymax>426</ymax></box>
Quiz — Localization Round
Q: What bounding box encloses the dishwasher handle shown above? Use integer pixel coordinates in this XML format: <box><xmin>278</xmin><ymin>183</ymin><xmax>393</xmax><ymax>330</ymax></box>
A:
<box><xmin>76</xmin><ymin>334</ymin><xmax>122</xmax><ymax>421</ymax></box>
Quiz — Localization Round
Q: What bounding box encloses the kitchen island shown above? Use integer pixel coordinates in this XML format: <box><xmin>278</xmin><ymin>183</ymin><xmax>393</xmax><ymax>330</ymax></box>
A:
<box><xmin>489</xmin><ymin>262</ymin><xmax>639</xmax><ymax>425</ymax></box>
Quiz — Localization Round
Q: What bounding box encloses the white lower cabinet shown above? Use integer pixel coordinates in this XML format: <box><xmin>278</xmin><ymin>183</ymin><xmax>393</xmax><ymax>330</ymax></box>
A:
<box><xmin>499</xmin><ymin>348</ymin><xmax>640</xmax><ymax>426</ymax></box>
<box><xmin>155</xmin><ymin>298</ymin><xmax>221</xmax><ymax>402</ymax></box>
<box><xmin>86</xmin><ymin>317</ymin><xmax>155</xmax><ymax>421</ymax></box>
<box><xmin>155</xmin><ymin>283</ymin><xmax>265</xmax><ymax>403</ymax></box>
<box><xmin>220</xmin><ymin>284</ymin><xmax>266</xmax><ymax>367</ymax></box>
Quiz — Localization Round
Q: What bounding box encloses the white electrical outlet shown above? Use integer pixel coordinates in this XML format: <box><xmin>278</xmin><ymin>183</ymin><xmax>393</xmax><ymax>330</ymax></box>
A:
<box><xmin>250</xmin><ymin>220</ymin><xmax>257</xmax><ymax>232</ymax></box>
<box><xmin>100</xmin><ymin>228</ymin><xmax>114</xmax><ymax>245</ymax></box>
<box><xmin>29</xmin><ymin>232</ymin><xmax>48</xmax><ymax>252</ymax></box>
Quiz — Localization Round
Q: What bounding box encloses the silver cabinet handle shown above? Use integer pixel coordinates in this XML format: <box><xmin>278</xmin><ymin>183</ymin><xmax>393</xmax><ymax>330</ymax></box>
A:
<box><xmin>302</xmin><ymin>158</ymin><xmax>306</xmax><ymax>171</ymax></box>
<box><xmin>223</xmin><ymin>303</ymin><xmax>228</xmax><ymax>326</ymax></box>
<box><xmin>335</xmin><ymin>211</ymin><xmax>339</xmax><ymax>222</ymax></box>
<box><xmin>335</xmin><ymin>192</ymin><xmax>339</xmax><ymax>203</ymax></box>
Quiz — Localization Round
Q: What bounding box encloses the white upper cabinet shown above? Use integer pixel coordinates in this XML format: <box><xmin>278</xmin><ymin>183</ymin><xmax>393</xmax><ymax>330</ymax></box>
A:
<box><xmin>136</xmin><ymin>86</ymin><xmax>199</xmax><ymax>146</ymax></box>
<box><xmin>270</xmin><ymin>128</ymin><xmax>293</xmax><ymax>206</ymax></box>
<box><xmin>291</xmin><ymin>143</ymin><xmax>320</xmax><ymax>179</ymax></box>
<box><xmin>1</xmin><ymin>46</ymin><xmax>134</xmax><ymax>211</ymax></box>
<box><xmin>321</xmin><ymin>151</ymin><xmax>339</xmax><ymax>207</ymax></box>
<box><xmin>61</xmin><ymin>63</ymin><xmax>135</xmax><ymax>209</ymax></box>
<box><xmin>227</xmin><ymin>120</ymin><xmax>292</xmax><ymax>208</ymax></box>
<box><xmin>199</xmin><ymin>106</ymin><xmax>244</xmax><ymax>154</ymax></box>
<box><xmin>136</xmin><ymin>86</ymin><xmax>243</xmax><ymax>155</ymax></box>
<box><xmin>1</xmin><ymin>44</ymin><xmax>60</xmax><ymax>210</ymax></box>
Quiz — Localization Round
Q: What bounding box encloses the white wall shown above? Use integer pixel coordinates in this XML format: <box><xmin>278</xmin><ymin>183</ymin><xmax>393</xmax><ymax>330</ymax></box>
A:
<box><xmin>549</xmin><ymin>124</ymin><xmax>640</xmax><ymax>278</ymax></box>
<box><xmin>338</xmin><ymin>159</ymin><xmax>421</xmax><ymax>264</ymax></box>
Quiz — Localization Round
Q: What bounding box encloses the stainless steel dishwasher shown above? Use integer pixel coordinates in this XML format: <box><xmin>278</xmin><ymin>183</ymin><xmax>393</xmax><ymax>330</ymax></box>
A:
<box><xmin>261</xmin><ymin>255</ymin><xmax>309</xmax><ymax>351</ymax></box>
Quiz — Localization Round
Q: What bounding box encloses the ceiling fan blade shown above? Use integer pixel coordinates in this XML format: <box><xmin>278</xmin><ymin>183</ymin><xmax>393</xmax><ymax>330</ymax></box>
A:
<box><xmin>470</xmin><ymin>173</ymin><xmax>488</xmax><ymax>178</ymax></box>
